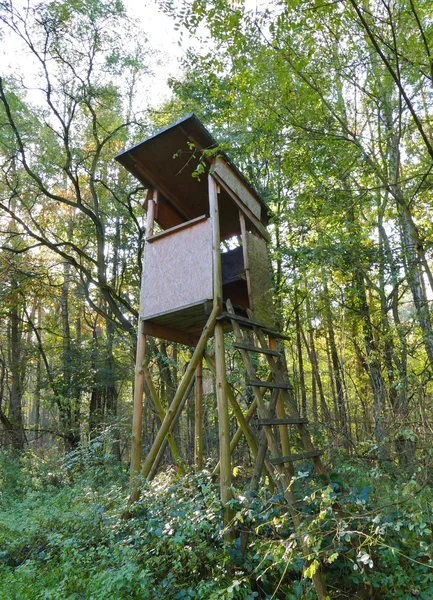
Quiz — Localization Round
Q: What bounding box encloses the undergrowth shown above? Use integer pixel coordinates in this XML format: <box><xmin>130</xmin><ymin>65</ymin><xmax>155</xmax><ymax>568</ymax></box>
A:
<box><xmin>0</xmin><ymin>441</ymin><xmax>432</xmax><ymax>599</ymax></box>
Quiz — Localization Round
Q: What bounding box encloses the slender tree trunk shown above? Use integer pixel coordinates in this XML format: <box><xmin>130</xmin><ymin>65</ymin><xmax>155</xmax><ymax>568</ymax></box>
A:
<box><xmin>294</xmin><ymin>292</ymin><xmax>307</xmax><ymax>418</ymax></box>
<box><xmin>9</xmin><ymin>282</ymin><xmax>26</xmax><ymax>449</ymax></box>
<box><xmin>321</xmin><ymin>273</ymin><xmax>349</xmax><ymax>442</ymax></box>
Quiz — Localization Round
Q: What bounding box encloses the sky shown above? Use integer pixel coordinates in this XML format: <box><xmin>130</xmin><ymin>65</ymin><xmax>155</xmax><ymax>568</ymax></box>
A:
<box><xmin>0</xmin><ymin>0</ymin><xmax>184</xmax><ymax>108</ymax></box>
<box><xmin>123</xmin><ymin>0</ymin><xmax>184</xmax><ymax>106</ymax></box>
<box><xmin>0</xmin><ymin>0</ymin><xmax>265</xmax><ymax>111</ymax></box>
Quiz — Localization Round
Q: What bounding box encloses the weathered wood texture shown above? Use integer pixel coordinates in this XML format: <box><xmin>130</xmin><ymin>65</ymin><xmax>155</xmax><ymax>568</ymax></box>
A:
<box><xmin>195</xmin><ymin>360</ymin><xmax>203</xmax><ymax>470</ymax></box>
<box><xmin>115</xmin><ymin>114</ymin><xmax>270</xmax><ymax>238</ymax></box>
<box><xmin>129</xmin><ymin>323</ymin><xmax>146</xmax><ymax>503</ymax></box>
<box><xmin>246</xmin><ymin>231</ymin><xmax>275</xmax><ymax>328</ymax></box>
<box><xmin>140</xmin><ymin>218</ymin><xmax>213</xmax><ymax>320</ymax></box>
<box><xmin>213</xmin><ymin>156</ymin><xmax>261</xmax><ymax>220</ymax></box>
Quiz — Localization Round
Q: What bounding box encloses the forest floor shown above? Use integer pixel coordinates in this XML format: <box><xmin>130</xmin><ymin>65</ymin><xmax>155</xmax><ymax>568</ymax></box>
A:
<box><xmin>0</xmin><ymin>441</ymin><xmax>432</xmax><ymax>599</ymax></box>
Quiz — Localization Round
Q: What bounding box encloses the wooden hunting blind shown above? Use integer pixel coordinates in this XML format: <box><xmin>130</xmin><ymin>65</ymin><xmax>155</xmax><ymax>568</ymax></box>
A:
<box><xmin>116</xmin><ymin>116</ymin><xmax>328</xmax><ymax>595</ymax></box>
<box><xmin>115</xmin><ymin>113</ymin><xmax>275</xmax><ymax>346</ymax></box>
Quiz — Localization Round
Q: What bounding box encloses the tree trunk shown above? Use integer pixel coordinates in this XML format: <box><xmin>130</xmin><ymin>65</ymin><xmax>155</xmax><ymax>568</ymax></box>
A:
<box><xmin>8</xmin><ymin>283</ymin><xmax>26</xmax><ymax>450</ymax></box>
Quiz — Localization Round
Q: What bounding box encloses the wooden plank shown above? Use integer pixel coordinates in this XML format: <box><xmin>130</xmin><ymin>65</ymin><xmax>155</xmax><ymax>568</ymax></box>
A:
<box><xmin>246</xmin><ymin>231</ymin><xmax>275</xmax><ymax>328</ymax></box>
<box><xmin>258</xmin><ymin>418</ymin><xmax>308</xmax><ymax>426</ymax></box>
<box><xmin>209</xmin><ymin>173</ymin><xmax>232</xmax><ymax>534</ymax></box>
<box><xmin>270</xmin><ymin>450</ymin><xmax>324</xmax><ymax>465</ymax></box>
<box><xmin>149</xmin><ymin>301</ymin><xmax>209</xmax><ymax>326</ymax></box>
<box><xmin>142</xmin><ymin>321</ymin><xmax>199</xmax><ymax>346</ymax></box>
<box><xmin>247</xmin><ymin>379</ymin><xmax>291</xmax><ymax>390</ymax></box>
<box><xmin>213</xmin><ymin>157</ymin><xmax>261</xmax><ymax>219</ymax></box>
<box><xmin>140</xmin><ymin>218</ymin><xmax>213</xmax><ymax>320</ymax></box>
<box><xmin>218</xmin><ymin>311</ymin><xmax>291</xmax><ymax>341</ymax></box>
<box><xmin>212</xmin><ymin>170</ymin><xmax>271</xmax><ymax>242</ymax></box>
<box><xmin>233</xmin><ymin>342</ymin><xmax>280</xmax><ymax>356</ymax></box>
<box><xmin>146</xmin><ymin>214</ymin><xmax>208</xmax><ymax>242</ymax></box>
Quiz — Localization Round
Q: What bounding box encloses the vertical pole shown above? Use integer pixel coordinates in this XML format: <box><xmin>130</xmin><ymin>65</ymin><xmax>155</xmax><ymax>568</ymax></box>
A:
<box><xmin>129</xmin><ymin>323</ymin><xmax>146</xmax><ymax>503</ymax></box>
<box><xmin>194</xmin><ymin>358</ymin><xmax>203</xmax><ymax>470</ymax></box>
<box><xmin>129</xmin><ymin>187</ymin><xmax>158</xmax><ymax>503</ymax></box>
<box><xmin>208</xmin><ymin>173</ymin><xmax>232</xmax><ymax>532</ymax></box>
<box><xmin>146</xmin><ymin>189</ymin><xmax>158</xmax><ymax>238</ymax></box>
<box><xmin>215</xmin><ymin>322</ymin><xmax>232</xmax><ymax>511</ymax></box>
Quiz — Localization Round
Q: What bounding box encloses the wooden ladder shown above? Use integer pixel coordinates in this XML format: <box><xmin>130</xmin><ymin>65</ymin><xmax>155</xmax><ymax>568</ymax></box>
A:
<box><xmin>222</xmin><ymin>299</ymin><xmax>328</xmax><ymax>599</ymax></box>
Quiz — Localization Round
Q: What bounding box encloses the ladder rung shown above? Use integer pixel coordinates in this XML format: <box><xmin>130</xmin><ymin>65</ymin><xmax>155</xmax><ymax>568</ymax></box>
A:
<box><xmin>233</xmin><ymin>342</ymin><xmax>280</xmax><ymax>357</ymax></box>
<box><xmin>246</xmin><ymin>379</ymin><xmax>290</xmax><ymax>390</ymax></box>
<box><xmin>258</xmin><ymin>418</ymin><xmax>308</xmax><ymax>426</ymax></box>
<box><xmin>270</xmin><ymin>450</ymin><xmax>323</xmax><ymax>465</ymax></box>
<box><xmin>218</xmin><ymin>312</ymin><xmax>291</xmax><ymax>341</ymax></box>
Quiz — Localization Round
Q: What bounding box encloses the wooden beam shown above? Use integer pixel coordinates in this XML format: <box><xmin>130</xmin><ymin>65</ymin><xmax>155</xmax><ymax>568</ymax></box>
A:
<box><xmin>209</xmin><ymin>174</ymin><xmax>222</xmax><ymax>309</ymax></box>
<box><xmin>205</xmin><ymin>352</ymin><xmax>259</xmax><ymax>460</ymax></box>
<box><xmin>209</xmin><ymin>172</ymin><xmax>232</xmax><ymax>534</ymax></box>
<box><xmin>217</xmin><ymin>311</ymin><xmax>291</xmax><ymax>341</ymax></box>
<box><xmin>270</xmin><ymin>450</ymin><xmax>324</xmax><ymax>465</ymax></box>
<box><xmin>146</xmin><ymin>215</ymin><xmax>208</xmax><ymax>243</ymax></box>
<box><xmin>233</xmin><ymin>342</ymin><xmax>280</xmax><ymax>356</ymax></box>
<box><xmin>215</xmin><ymin>322</ymin><xmax>232</xmax><ymax>510</ymax></box>
<box><xmin>195</xmin><ymin>359</ymin><xmax>203</xmax><ymax>471</ymax></box>
<box><xmin>258</xmin><ymin>418</ymin><xmax>308</xmax><ymax>425</ymax></box>
<box><xmin>239</xmin><ymin>211</ymin><xmax>254</xmax><ymax>310</ymax></box>
<box><xmin>246</xmin><ymin>379</ymin><xmax>291</xmax><ymax>390</ymax></box>
<box><xmin>146</xmin><ymin>188</ymin><xmax>157</xmax><ymax>237</ymax></box>
<box><xmin>129</xmin><ymin>321</ymin><xmax>146</xmax><ymax>503</ymax></box>
<box><xmin>212</xmin><ymin>170</ymin><xmax>271</xmax><ymax>242</ymax></box>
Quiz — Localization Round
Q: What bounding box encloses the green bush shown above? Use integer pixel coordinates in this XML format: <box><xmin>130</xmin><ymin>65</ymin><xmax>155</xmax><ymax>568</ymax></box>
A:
<box><xmin>0</xmin><ymin>450</ymin><xmax>432</xmax><ymax>599</ymax></box>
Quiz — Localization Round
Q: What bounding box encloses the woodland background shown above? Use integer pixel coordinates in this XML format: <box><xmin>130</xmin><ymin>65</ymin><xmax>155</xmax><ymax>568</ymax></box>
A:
<box><xmin>1</xmin><ymin>1</ymin><xmax>433</xmax><ymax>598</ymax></box>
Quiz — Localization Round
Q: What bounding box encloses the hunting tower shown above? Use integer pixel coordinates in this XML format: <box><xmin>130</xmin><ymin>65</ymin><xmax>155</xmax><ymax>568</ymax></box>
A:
<box><xmin>116</xmin><ymin>114</ymin><xmax>275</xmax><ymax>347</ymax></box>
<box><xmin>116</xmin><ymin>117</ymin><xmax>327</xmax><ymax>597</ymax></box>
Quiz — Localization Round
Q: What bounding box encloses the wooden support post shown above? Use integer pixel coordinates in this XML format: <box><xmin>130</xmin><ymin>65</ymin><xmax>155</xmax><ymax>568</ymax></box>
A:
<box><xmin>209</xmin><ymin>173</ymin><xmax>223</xmax><ymax>309</ymax></box>
<box><xmin>146</xmin><ymin>188</ymin><xmax>158</xmax><ymax>238</ymax></box>
<box><xmin>195</xmin><ymin>358</ymin><xmax>203</xmax><ymax>471</ymax></box>
<box><xmin>129</xmin><ymin>320</ymin><xmax>146</xmax><ymax>503</ymax></box>
<box><xmin>209</xmin><ymin>172</ymin><xmax>232</xmax><ymax>533</ymax></box>
<box><xmin>128</xmin><ymin>186</ymin><xmax>158</xmax><ymax>503</ymax></box>
<box><xmin>140</xmin><ymin>304</ymin><xmax>220</xmax><ymax>479</ymax></box>
<box><xmin>215</xmin><ymin>321</ymin><xmax>233</xmax><ymax>530</ymax></box>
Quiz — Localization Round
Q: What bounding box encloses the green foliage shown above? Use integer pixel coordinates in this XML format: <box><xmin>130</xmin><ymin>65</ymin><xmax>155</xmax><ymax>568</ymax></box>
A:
<box><xmin>1</xmin><ymin>452</ymin><xmax>432</xmax><ymax>598</ymax></box>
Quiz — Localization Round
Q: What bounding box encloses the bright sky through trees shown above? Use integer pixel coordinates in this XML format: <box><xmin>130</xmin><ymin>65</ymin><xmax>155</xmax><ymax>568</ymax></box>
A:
<box><xmin>1</xmin><ymin>0</ymin><xmax>182</xmax><ymax>108</ymax></box>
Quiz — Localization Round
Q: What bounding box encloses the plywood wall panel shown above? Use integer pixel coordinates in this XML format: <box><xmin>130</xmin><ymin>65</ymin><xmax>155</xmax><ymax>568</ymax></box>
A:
<box><xmin>140</xmin><ymin>218</ymin><xmax>213</xmax><ymax>320</ymax></box>
<box><xmin>246</xmin><ymin>231</ymin><xmax>275</xmax><ymax>328</ymax></box>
